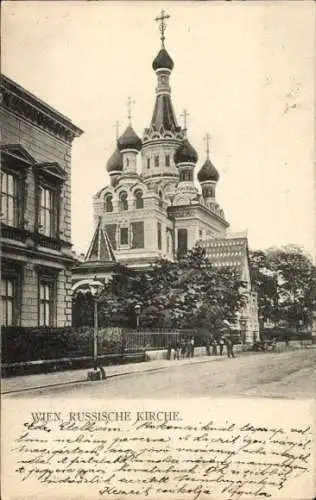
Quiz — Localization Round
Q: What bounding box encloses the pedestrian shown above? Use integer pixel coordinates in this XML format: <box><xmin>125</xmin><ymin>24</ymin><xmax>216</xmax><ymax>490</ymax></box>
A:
<box><xmin>185</xmin><ymin>338</ymin><xmax>191</xmax><ymax>358</ymax></box>
<box><xmin>189</xmin><ymin>337</ymin><xmax>195</xmax><ymax>358</ymax></box>
<box><xmin>167</xmin><ymin>341</ymin><xmax>172</xmax><ymax>360</ymax></box>
<box><xmin>225</xmin><ymin>335</ymin><xmax>235</xmax><ymax>359</ymax></box>
<box><xmin>180</xmin><ymin>338</ymin><xmax>186</xmax><ymax>359</ymax></box>
<box><xmin>174</xmin><ymin>339</ymin><xmax>181</xmax><ymax>360</ymax></box>
<box><xmin>219</xmin><ymin>336</ymin><xmax>225</xmax><ymax>356</ymax></box>
<box><xmin>205</xmin><ymin>337</ymin><xmax>211</xmax><ymax>356</ymax></box>
<box><xmin>212</xmin><ymin>337</ymin><xmax>218</xmax><ymax>356</ymax></box>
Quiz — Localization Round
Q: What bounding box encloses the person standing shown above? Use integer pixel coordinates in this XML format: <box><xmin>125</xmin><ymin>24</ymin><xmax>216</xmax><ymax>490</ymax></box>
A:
<box><xmin>205</xmin><ymin>337</ymin><xmax>211</xmax><ymax>356</ymax></box>
<box><xmin>174</xmin><ymin>339</ymin><xmax>181</xmax><ymax>360</ymax></box>
<box><xmin>190</xmin><ymin>337</ymin><xmax>195</xmax><ymax>358</ymax></box>
<box><xmin>212</xmin><ymin>337</ymin><xmax>218</xmax><ymax>356</ymax></box>
<box><xmin>219</xmin><ymin>335</ymin><xmax>225</xmax><ymax>356</ymax></box>
<box><xmin>225</xmin><ymin>335</ymin><xmax>235</xmax><ymax>358</ymax></box>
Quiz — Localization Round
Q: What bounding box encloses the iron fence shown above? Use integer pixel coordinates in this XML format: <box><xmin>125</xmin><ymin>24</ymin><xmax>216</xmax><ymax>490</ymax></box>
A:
<box><xmin>123</xmin><ymin>329</ymin><xmax>196</xmax><ymax>351</ymax></box>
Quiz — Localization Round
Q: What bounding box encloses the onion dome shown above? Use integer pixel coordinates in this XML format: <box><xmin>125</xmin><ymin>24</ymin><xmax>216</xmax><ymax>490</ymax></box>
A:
<box><xmin>152</xmin><ymin>48</ymin><xmax>174</xmax><ymax>71</ymax></box>
<box><xmin>197</xmin><ymin>158</ymin><xmax>219</xmax><ymax>182</ymax></box>
<box><xmin>174</xmin><ymin>139</ymin><xmax>198</xmax><ymax>165</ymax></box>
<box><xmin>106</xmin><ymin>148</ymin><xmax>123</xmax><ymax>173</ymax></box>
<box><xmin>117</xmin><ymin>126</ymin><xmax>142</xmax><ymax>152</ymax></box>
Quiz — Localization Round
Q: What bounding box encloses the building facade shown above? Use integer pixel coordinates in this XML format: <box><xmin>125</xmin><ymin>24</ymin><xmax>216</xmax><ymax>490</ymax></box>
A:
<box><xmin>87</xmin><ymin>13</ymin><xmax>259</xmax><ymax>341</ymax></box>
<box><xmin>1</xmin><ymin>75</ymin><xmax>83</xmax><ymax>328</ymax></box>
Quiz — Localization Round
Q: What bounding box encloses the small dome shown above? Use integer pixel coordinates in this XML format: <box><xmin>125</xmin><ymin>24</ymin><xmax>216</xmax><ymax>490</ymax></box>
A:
<box><xmin>197</xmin><ymin>158</ymin><xmax>219</xmax><ymax>182</ymax></box>
<box><xmin>174</xmin><ymin>139</ymin><xmax>198</xmax><ymax>165</ymax></box>
<box><xmin>117</xmin><ymin>126</ymin><xmax>142</xmax><ymax>152</ymax></box>
<box><xmin>152</xmin><ymin>48</ymin><xmax>174</xmax><ymax>71</ymax></box>
<box><xmin>106</xmin><ymin>148</ymin><xmax>123</xmax><ymax>173</ymax></box>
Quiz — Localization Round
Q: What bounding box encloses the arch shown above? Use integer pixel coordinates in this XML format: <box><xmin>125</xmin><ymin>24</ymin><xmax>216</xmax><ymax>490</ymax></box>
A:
<box><xmin>134</xmin><ymin>189</ymin><xmax>144</xmax><ymax>209</ymax></box>
<box><xmin>104</xmin><ymin>193</ymin><xmax>113</xmax><ymax>212</ymax></box>
<box><xmin>119</xmin><ymin>191</ymin><xmax>128</xmax><ymax>211</ymax></box>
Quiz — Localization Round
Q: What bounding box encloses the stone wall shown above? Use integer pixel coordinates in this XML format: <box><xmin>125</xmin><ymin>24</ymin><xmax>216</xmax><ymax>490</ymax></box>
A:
<box><xmin>1</xmin><ymin>89</ymin><xmax>81</xmax><ymax>327</ymax></box>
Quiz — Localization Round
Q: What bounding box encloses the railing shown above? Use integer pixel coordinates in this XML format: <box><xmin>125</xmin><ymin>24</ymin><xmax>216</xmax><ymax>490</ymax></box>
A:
<box><xmin>1</xmin><ymin>224</ymin><xmax>29</xmax><ymax>242</ymax></box>
<box><xmin>123</xmin><ymin>329</ymin><xmax>196</xmax><ymax>352</ymax></box>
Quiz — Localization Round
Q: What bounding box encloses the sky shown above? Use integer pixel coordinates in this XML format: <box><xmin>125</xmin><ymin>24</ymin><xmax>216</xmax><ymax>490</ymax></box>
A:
<box><xmin>2</xmin><ymin>1</ymin><xmax>315</xmax><ymax>258</ymax></box>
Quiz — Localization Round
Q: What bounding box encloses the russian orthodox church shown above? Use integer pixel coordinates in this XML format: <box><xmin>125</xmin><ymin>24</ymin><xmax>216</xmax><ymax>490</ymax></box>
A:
<box><xmin>73</xmin><ymin>11</ymin><xmax>259</xmax><ymax>342</ymax></box>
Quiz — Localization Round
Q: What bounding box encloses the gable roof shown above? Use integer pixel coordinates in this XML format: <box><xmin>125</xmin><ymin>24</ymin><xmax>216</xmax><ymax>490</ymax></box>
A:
<box><xmin>85</xmin><ymin>218</ymin><xmax>116</xmax><ymax>263</ymax></box>
<box><xmin>36</xmin><ymin>162</ymin><xmax>67</xmax><ymax>182</ymax></box>
<box><xmin>1</xmin><ymin>144</ymin><xmax>36</xmax><ymax>166</ymax></box>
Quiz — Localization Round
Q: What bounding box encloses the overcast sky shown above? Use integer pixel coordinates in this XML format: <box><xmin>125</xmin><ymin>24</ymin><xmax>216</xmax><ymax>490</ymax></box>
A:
<box><xmin>2</xmin><ymin>1</ymin><xmax>315</xmax><ymax>258</ymax></box>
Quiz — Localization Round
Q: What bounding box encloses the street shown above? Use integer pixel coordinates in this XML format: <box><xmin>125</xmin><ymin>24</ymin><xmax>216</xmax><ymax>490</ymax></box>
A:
<box><xmin>6</xmin><ymin>348</ymin><xmax>315</xmax><ymax>400</ymax></box>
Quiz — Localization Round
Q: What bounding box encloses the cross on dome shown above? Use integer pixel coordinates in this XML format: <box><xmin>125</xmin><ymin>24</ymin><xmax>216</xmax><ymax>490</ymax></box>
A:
<box><xmin>127</xmin><ymin>96</ymin><xmax>135</xmax><ymax>126</ymax></box>
<box><xmin>155</xmin><ymin>10</ymin><xmax>170</xmax><ymax>48</ymax></box>
<box><xmin>180</xmin><ymin>109</ymin><xmax>190</xmax><ymax>135</ymax></box>
<box><xmin>113</xmin><ymin>120</ymin><xmax>121</xmax><ymax>139</ymax></box>
<box><xmin>204</xmin><ymin>133</ymin><xmax>211</xmax><ymax>158</ymax></box>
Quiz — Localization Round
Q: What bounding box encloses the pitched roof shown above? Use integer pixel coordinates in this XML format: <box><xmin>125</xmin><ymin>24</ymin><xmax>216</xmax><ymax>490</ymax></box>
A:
<box><xmin>85</xmin><ymin>219</ymin><xmax>116</xmax><ymax>263</ymax></box>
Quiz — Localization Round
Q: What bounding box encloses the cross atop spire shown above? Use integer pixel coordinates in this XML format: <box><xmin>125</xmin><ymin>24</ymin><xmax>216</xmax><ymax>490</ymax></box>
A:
<box><xmin>127</xmin><ymin>96</ymin><xmax>135</xmax><ymax>126</ymax></box>
<box><xmin>204</xmin><ymin>133</ymin><xmax>211</xmax><ymax>158</ymax></box>
<box><xmin>113</xmin><ymin>120</ymin><xmax>121</xmax><ymax>139</ymax></box>
<box><xmin>180</xmin><ymin>109</ymin><xmax>190</xmax><ymax>136</ymax></box>
<box><xmin>155</xmin><ymin>9</ymin><xmax>170</xmax><ymax>48</ymax></box>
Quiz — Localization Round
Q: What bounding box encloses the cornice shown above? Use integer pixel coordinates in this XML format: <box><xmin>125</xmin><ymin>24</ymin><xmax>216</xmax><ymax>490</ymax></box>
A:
<box><xmin>1</xmin><ymin>75</ymin><xmax>83</xmax><ymax>144</ymax></box>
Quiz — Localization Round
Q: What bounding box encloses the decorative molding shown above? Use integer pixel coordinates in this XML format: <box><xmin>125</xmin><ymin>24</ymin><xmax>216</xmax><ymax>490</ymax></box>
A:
<box><xmin>1</xmin><ymin>76</ymin><xmax>83</xmax><ymax>144</ymax></box>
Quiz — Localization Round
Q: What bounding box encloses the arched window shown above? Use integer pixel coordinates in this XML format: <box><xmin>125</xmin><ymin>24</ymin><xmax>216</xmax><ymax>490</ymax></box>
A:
<box><xmin>119</xmin><ymin>191</ymin><xmax>128</xmax><ymax>211</ymax></box>
<box><xmin>134</xmin><ymin>190</ymin><xmax>143</xmax><ymax>209</ymax></box>
<box><xmin>104</xmin><ymin>194</ymin><xmax>113</xmax><ymax>212</ymax></box>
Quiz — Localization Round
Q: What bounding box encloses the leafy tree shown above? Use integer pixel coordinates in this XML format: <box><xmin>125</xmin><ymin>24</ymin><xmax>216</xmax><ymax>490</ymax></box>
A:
<box><xmin>250</xmin><ymin>245</ymin><xmax>315</xmax><ymax>332</ymax></box>
<box><xmin>249</xmin><ymin>250</ymin><xmax>279</xmax><ymax>328</ymax></box>
<box><xmin>98</xmin><ymin>245</ymin><xmax>247</xmax><ymax>334</ymax></box>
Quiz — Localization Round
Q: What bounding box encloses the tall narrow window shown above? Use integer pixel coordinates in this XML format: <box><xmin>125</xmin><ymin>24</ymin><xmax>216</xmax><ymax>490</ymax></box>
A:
<box><xmin>154</xmin><ymin>155</ymin><xmax>159</xmax><ymax>168</ymax></box>
<box><xmin>135</xmin><ymin>190</ymin><xmax>143</xmax><ymax>209</ymax></box>
<box><xmin>1</xmin><ymin>172</ymin><xmax>18</xmax><ymax>226</ymax></box>
<box><xmin>147</xmin><ymin>158</ymin><xmax>151</xmax><ymax>169</ymax></box>
<box><xmin>158</xmin><ymin>191</ymin><xmax>163</xmax><ymax>208</ymax></box>
<box><xmin>165</xmin><ymin>154</ymin><xmax>170</xmax><ymax>167</ymax></box>
<box><xmin>39</xmin><ymin>187</ymin><xmax>53</xmax><ymax>237</ymax></box>
<box><xmin>120</xmin><ymin>227</ymin><xmax>129</xmax><ymax>245</ymax></box>
<box><xmin>177</xmin><ymin>228</ymin><xmax>188</xmax><ymax>257</ymax></box>
<box><xmin>119</xmin><ymin>191</ymin><xmax>128</xmax><ymax>211</ymax></box>
<box><xmin>1</xmin><ymin>278</ymin><xmax>14</xmax><ymax>326</ymax></box>
<box><xmin>105</xmin><ymin>194</ymin><xmax>113</xmax><ymax>212</ymax></box>
<box><xmin>157</xmin><ymin>222</ymin><xmax>162</xmax><ymax>250</ymax></box>
<box><xmin>39</xmin><ymin>282</ymin><xmax>52</xmax><ymax>326</ymax></box>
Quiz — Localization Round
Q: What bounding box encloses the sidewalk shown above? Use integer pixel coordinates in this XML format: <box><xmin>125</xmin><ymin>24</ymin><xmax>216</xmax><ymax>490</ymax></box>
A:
<box><xmin>1</xmin><ymin>354</ymin><xmax>222</xmax><ymax>395</ymax></box>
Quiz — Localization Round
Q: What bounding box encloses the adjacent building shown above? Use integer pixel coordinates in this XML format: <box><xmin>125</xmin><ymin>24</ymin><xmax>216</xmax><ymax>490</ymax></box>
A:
<box><xmin>1</xmin><ymin>75</ymin><xmax>83</xmax><ymax>328</ymax></box>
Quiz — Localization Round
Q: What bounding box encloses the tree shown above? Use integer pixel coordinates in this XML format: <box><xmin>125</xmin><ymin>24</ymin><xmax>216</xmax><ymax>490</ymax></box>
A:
<box><xmin>249</xmin><ymin>250</ymin><xmax>279</xmax><ymax>328</ymax></box>
<box><xmin>267</xmin><ymin>245</ymin><xmax>315</xmax><ymax>331</ymax></box>
<box><xmin>250</xmin><ymin>245</ymin><xmax>315</xmax><ymax>332</ymax></box>
<box><xmin>99</xmin><ymin>244</ymin><xmax>247</xmax><ymax>333</ymax></box>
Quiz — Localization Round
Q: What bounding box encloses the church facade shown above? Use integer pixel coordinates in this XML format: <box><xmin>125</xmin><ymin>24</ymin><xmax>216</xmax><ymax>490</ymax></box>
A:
<box><xmin>89</xmin><ymin>12</ymin><xmax>259</xmax><ymax>342</ymax></box>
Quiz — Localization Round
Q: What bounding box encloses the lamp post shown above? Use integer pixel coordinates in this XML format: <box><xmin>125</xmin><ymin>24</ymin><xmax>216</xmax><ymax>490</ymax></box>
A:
<box><xmin>135</xmin><ymin>303</ymin><xmax>141</xmax><ymax>330</ymax></box>
<box><xmin>87</xmin><ymin>276</ymin><xmax>104</xmax><ymax>381</ymax></box>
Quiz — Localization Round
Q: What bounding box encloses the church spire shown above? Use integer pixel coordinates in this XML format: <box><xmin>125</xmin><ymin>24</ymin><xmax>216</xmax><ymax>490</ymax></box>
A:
<box><xmin>147</xmin><ymin>10</ymin><xmax>179</xmax><ymax>135</ymax></box>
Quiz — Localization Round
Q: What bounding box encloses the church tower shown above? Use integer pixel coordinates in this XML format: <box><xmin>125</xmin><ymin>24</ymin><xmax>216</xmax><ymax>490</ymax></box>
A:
<box><xmin>141</xmin><ymin>10</ymin><xmax>183</xmax><ymax>190</ymax></box>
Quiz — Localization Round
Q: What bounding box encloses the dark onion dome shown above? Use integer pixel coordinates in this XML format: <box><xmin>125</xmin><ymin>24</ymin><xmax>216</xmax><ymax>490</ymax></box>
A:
<box><xmin>106</xmin><ymin>148</ymin><xmax>123</xmax><ymax>173</ymax></box>
<box><xmin>174</xmin><ymin>139</ymin><xmax>198</xmax><ymax>165</ymax></box>
<box><xmin>197</xmin><ymin>158</ymin><xmax>220</xmax><ymax>182</ymax></box>
<box><xmin>117</xmin><ymin>126</ymin><xmax>142</xmax><ymax>151</ymax></box>
<box><xmin>152</xmin><ymin>48</ymin><xmax>174</xmax><ymax>71</ymax></box>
